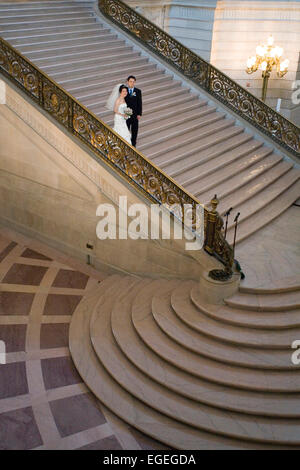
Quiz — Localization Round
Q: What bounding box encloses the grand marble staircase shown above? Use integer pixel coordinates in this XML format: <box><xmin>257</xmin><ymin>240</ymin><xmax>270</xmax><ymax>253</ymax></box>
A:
<box><xmin>69</xmin><ymin>273</ymin><xmax>300</xmax><ymax>449</ymax></box>
<box><xmin>1</xmin><ymin>0</ymin><xmax>299</xmax><ymax>245</ymax></box>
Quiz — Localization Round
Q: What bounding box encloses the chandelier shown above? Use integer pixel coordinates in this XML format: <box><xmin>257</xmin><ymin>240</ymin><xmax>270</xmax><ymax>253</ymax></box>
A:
<box><xmin>246</xmin><ymin>35</ymin><xmax>289</xmax><ymax>102</ymax></box>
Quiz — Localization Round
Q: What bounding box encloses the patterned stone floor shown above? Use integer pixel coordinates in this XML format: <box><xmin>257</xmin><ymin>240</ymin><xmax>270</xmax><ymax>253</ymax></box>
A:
<box><xmin>0</xmin><ymin>225</ymin><xmax>167</xmax><ymax>450</ymax></box>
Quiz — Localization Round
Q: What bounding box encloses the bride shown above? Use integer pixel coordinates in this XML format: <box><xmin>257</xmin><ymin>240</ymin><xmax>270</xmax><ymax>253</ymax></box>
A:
<box><xmin>106</xmin><ymin>83</ymin><xmax>132</xmax><ymax>144</ymax></box>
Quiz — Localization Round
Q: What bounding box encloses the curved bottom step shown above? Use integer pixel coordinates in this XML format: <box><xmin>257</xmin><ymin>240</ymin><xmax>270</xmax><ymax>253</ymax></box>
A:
<box><xmin>69</xmin><ymin>277</ymin><xmax>292</xmax><ymax>449</ymax></box>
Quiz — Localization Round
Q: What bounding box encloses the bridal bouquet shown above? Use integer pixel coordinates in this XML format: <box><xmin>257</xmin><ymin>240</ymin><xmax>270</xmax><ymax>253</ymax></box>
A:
<box><xmin>123</xmin><ymin>107</ymin><xmax>133</xmax><ymax>120</ymax></box>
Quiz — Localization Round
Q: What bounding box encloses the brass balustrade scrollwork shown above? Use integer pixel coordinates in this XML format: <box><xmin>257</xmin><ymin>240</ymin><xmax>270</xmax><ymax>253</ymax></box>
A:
<box><xmin>98</xmin><ymin>0</ymin><xmax>300</xmax><ymax>158</ymax></box>
<box><xmin>0</xmin><ymin>35</ymin><xmax>234</xmax><ymax>276</ymax></box>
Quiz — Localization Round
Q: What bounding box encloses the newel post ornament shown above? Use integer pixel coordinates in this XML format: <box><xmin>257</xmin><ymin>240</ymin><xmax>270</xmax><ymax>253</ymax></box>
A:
<box><xmin>205</xmin><ymin>195</ymin><xmax>234</xmax><ymax>282</ymax></box>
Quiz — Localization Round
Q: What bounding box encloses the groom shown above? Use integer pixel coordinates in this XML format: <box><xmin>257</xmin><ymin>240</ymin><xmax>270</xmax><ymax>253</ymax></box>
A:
<box><xmin>125</xmin><ymin>75</ymin><xmax>142</xmax><ymax>148</ymax></box>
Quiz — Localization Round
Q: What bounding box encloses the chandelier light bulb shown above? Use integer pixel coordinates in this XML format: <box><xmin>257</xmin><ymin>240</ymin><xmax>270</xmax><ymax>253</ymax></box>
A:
<box><xmin>261</xmin><ymin>61</ymin><xmax>267</xmax><ymax>71</ymax></box>
<box><xmin>277</xmin><ymin>47</ymin><xmax>283</xmax><ymax>58</ymax></box>
<box><xmin>247</xmin><ymin>56</ymin><xmax>256</xmax><ymax>68</ymax></box>
<box><xmin>267</xmin><ymin>35</ymin><xmax>274</xmax><ymax>46</ymax></box>
<box><xmin>256</xmin><ymin>45</ymin><xmax>265</xmax><ymax>57</ymax></box>
<box><xmin>280</xmin><ymin>59</ymin><xmax>289</xmax><ymax>71</ymax></box>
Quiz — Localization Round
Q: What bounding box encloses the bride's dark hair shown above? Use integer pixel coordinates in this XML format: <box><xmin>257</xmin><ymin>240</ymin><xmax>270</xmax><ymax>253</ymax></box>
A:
<box><xmin>119</xmin><ymin>84</ymin><xmax>127</xmax><ymax>93</ymax></box>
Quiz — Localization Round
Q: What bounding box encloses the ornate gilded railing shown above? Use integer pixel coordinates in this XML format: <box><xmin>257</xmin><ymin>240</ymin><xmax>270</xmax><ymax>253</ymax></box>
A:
<box><xmin>0</xmin><ymin>36</ymin><xmax>234</xmax><ymax>277</ymax></box>
<box><xmin>98</xmin><ymin>0</ymin><xmax>300</xmax><ymax>158</ymax></box>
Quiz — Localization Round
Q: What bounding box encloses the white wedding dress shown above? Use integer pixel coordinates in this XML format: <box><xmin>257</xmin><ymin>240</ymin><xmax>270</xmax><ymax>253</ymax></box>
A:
<box><xmin>113</xmin><ymin>103</ymin><xmax>132</xmax><ymax>144</ymax></box>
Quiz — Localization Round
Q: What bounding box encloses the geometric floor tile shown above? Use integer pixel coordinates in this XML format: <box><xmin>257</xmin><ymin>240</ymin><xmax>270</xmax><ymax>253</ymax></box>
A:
<box><xmin>0</xmin><ymin>324</ymin><xmax>27</xmax><ymax>352</ymax></box>
<box><xmin>0</xmin><ymin>291</ymin><xmax>35</xmax><ymax>316</ymax></box>
<box><xmin>49</xmin><ymin>393</ymin><xmax>106</xmax><ymax>437</ymax></box>
<box><xmin>43</xmin><ymin>294</ymin><xmax>83</xmax><ymax>316</ymax></box>
<box><xmin>21</xmin><ymin>248</ymin><xmax>52</xmax><ymax>261</ymax></box>
<box><xmin>78</xmin><ymin>435</ymin><xmax>122</xmax><ymax>450</ymax></box>
<box><xmin>0</xmin><ymin>362</ymin><xmax>28</xmax><ymax>399</ymax></box>
<box><xmin>41</xmin><ymin>356</ymin><xmax>82</xmax><ymax>390</ymax></box>
<box><xmin>52</xmin><ymin>269</ymin><xmax>89</xmax><ymax>289</ymax></box>
<box><xmin>2</xmin><ymin>263</ymin><xmax>48</xmax><ymax>286</ymax></box>
<box><xmin>0</xmin><ymin>407</ymin><xmax>43</xmax><ymax>450</ymax></box>
<box><xmin>40</xmin><ymin>323</ymin><xmax>69</xmax><ymax>350</ymax></box>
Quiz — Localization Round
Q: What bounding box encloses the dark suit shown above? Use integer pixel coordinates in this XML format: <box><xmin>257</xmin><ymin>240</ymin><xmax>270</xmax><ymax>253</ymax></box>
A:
<box><xmin>125</xmin><ymin>87</ymin><xmax>142</xmax><ymax>147</ymax></box>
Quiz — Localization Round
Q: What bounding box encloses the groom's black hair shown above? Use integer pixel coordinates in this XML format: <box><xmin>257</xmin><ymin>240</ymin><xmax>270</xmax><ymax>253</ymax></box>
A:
<box><xmin>127</xmin><ymin>75</ymin><xmax>136</xmax><ymax>81</ymax></box>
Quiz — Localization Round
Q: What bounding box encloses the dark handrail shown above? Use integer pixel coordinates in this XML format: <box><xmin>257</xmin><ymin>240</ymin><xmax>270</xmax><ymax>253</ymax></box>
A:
<box><xmin>0</xmin><ymin>36</ymin><xmax>234</xmax><ymax>275</ymax></box>
<box><xmin>98</xmin><ymin>0</ymin><xmax>300</xmax><ymax>158</ymax></box>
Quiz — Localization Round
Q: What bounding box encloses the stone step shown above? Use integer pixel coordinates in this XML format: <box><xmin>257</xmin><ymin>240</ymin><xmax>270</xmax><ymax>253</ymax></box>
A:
<box><xmin>95</xmin><ymin>92</ymin><xmax>199</xmax><ymax>120</ymax></box>
<box><xmin>1</xmin><ymin>24</ymin><xmax>106</xmax><ymax>40</ymax></box>
<box><xmin>181</xmin><ymin>138</ymin><xmax>273</xmax><ymax>192</ymax></box>
<box><xmin>135</xmin><ymin>99</ymin><xmax>207</xmax><ymax>129</ymax></box>
<box><xmin>2</xmin><ymin>1</ymin><xmax>299</xmax><ymax>297</ymax></box>
<box><xmin>185</xmin><ymin>145</ymin><xmax>273</xmax><ymax>201</ymax></box>
<box><xmin>226</xmin><ymin>173</ymin><xmax>300</xmax><ymax>243</ymax></box>
<box><xmin>87</xmin><ymin>86</ymin><xmax>191</xmax><ymax>115</ymax></box>
<box><xmin>172</xmin><ymin>284</ymin><xmax>300</xmax><ymax>351</ymax></box>
<box><xmin>75</xmin><ymin>75</ymin><xmax>176</xmax><ymax>102</ymax></box>
<box><xmin>106</xmin><ymin>97</ymin><xmax>205</xmax><ymax>129</ymax></box>
<box><xmin>81</xmin><ymin>79</ymin><xmax>183</xmax><ymax>108</ymax></box>
<box><xmin>153</xmin><ymin>118</ymin><xmax>242</xmax><ymax>165</ymax></box>
<box><xmin>151</xmin><ymin>120</ymin><xmax>239</xmax><ymax>162</ymax></box>
<box><xmin>239</xmin><ymin>275</ymin><xmax>300</xmax><ymax>295</ymax></box>
<box><xmin>200</xmin><ymin>153</ymin><xmax>283</xmax><ymax>206</ymax></box>
<box><xmin>0</xmin><ymin>12</ymin><xmax>95</xmax><ymax>25</ymax></box>
<box><xmin>0</xmin><ymin>17</ymin><xmax>98</xmax><ymax>31</ymax></box>
<box><xmin>40</xmin><ymin>50</ymin><xmax>142</xmax><ymax>72</ymax></box>
<box><xmin>216</xmin><ymin>160</ymin><xmax>293</xmax><ymax>215</ymax></box>
<box><xmin>0</xmin><ymin>7</ymin><xmax>93</xmax><ymax>16</ymax></box>
<box><xmin>63</xmin><ymin>66</ymin><xmax>163</xmax><ymax>91</ymax></box>
<box><xmin>24</xmin><ymin>38</ymin><xmax>126</xmax><ymax>60</ymax></box>
<box><xmin>152</xmin><ymin>287</ymin><xmax>295</xmax><ymax>370</ymax></box>
<box><xmin>131</xmin><ymin>281</ymin><xmax>300</xmax><ymax>392</ymax></box>
<box><xmin>9</xmin><ymin>29</ymin><xmax>111</xmax><ymax>46</ymax></box>
<box><xmin>0</xmin><ymin>2</ymin><xmax>93</xmax><ymax>11</ymax></box>
<box><xmin>108</xmin><ymin>278</ymin><xmax>300</xmax><ymax>419</ymax></box>
<box><xmin>152</xmin><ymin>286</ymin><xmax>294</xmax><ymax>370</ymax></box>
<box><xmin>190</xmin><ymin>287</ymin><xmax>300</xmax><ymax>330</ymax></box>
<box><xmin>225</xmin><ymin>290</ymin><xmax>300</xmax><ymax>312</ymax></box>
<box><xmin>166</xmin><ymin>133</ymin><xmax>256</xmax><ymax>180</ymax></box>
<box><xmin>33</xmin><ymin>44</ymin><xmax>134</xmax><ymax>67</ymax></box>
<box><xmin>197</xmin><ymin>154</ymin><xmax>284</xmax><ymax>206</ymax></box>
<box><xmin>147</xmin><ymin>112</ymin><xmax>234</xmax><ymax>157</ymax></box>
<box><xmin>139</xmin><ymin>110</ymin><xmax>222</xmax><ymax>150</ymax></box>
<box><xmin>139</xmin><ymin>106</ymin><xmax>213</xmax><ymax>139</ymax></box>
<box><xmin>69</xmin><ymin>276</ymin><xmax>284</xmax><ymax>450</ymax></box>
<box><xmin>89</xmin><ymin>279</ymin><xmax>300</xmax><ymax>445</ymax></box>
<box><xmin>51</xmin><ymin>56</ymin><xmax>151</xmax><ymax>81</ymax></box>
